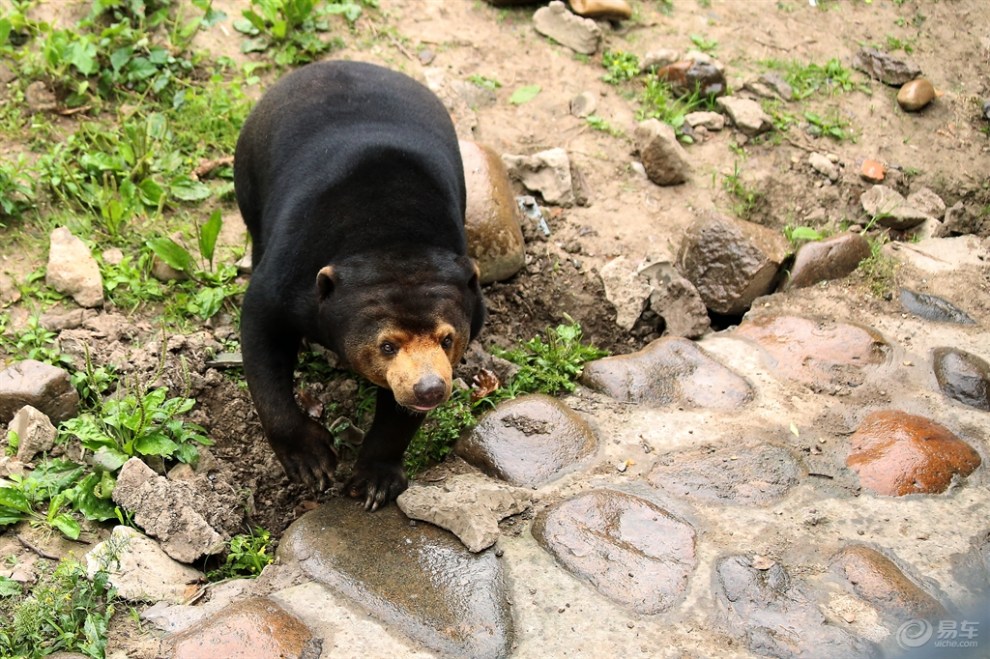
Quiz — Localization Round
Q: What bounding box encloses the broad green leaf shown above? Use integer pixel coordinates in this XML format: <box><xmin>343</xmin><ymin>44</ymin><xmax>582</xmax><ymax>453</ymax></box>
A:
<box><xmin>199</xmin><ymin>209</ymin><xmax>223</xmax><ymax>264</ymax></box>
<box><xmin>170</xmin><ymin>176</ymin><xmax>211</xmax><ymax>202</ymax></box>
<box><xmin>147</xmin><ymin>236</ymin><xmax>195</xmax><ymax>273</ymax></box>
<box><xmin>91</xmin><ymin>446</ymin><xmax>129</xmax><ymax>472</ymax></box>
<box><xmin>110</xmin><ymin>46</ymin><xmax>132</xmax><ymax>72</ymax></box>
<box><xmin>0</xmin><ymin>575</ymin><xmax>21</xmax><ymax>597</ymax></box>
<box><xmin>50</xmin><ymin>513</ymin><xmax>81</xmax><ymax>540</ymax></box>
<box><xmin>134</xmin><ymin>431</ymin><xmax>179</xmax><ymax>458</ymax></box>
<box><xmin>138</xmin><ymin>178</ymin><xmax>166</xmax><ymax>206</ymax></box>
<box><xmin>0</xmin><ymin>486</ymin><xmax>33</xmax><ymax>515</ymax></box>
<box><xmin>509</xmin><ymin>85</ymin><xmax>541</xmax><ymax>105</ymax></box>
<box><xmin>0</xmin><ymin>19</ymin><xmax>11</xmax><ymax>47</ymax></box>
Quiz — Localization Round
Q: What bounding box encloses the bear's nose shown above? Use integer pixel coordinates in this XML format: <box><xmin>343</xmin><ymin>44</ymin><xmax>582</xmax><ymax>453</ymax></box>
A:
<box><xmin>413</xmin><ymin>375</ymin><xmax>447</xmax><ymax>408</ymax></box>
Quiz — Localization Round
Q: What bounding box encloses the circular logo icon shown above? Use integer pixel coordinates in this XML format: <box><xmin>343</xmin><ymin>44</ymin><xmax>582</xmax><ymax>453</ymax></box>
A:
<box><xmin>897</xmin><ymin>619</ymin><xmax>934</xmax><ymax>649</ymax></box>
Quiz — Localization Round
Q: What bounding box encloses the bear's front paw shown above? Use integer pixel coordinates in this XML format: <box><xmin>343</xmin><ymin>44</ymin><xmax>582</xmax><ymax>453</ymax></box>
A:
<box><xmin>345</xmin><ymin>461</ymin><xmax>408</xmax><ymax>511</ymax></box>
<box><xmin>270</xmin><ymin>421</ymin><xmax>338</xmax><ymax>492</ymax></box>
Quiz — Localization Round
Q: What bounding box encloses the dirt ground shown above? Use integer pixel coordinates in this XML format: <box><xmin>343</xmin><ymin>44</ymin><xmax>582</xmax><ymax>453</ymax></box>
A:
<box><xmin>3</xmin><ymin>0</ymin><xmax>990</xmax><ymax>610</ymax></box>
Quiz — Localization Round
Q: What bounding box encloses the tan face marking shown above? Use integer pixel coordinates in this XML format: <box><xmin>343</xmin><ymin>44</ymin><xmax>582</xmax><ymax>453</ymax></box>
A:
<box><xmin>350</xmin><ymin>322</ymin><xmax>467</xmax><ymax>409</ymax></box>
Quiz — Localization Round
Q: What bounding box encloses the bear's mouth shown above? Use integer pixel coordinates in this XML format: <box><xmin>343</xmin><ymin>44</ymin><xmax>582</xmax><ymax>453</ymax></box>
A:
<box><xmin>409</xmin><ymin>403</ymin><xmax>440</xmax><ymax>413</ymax></box>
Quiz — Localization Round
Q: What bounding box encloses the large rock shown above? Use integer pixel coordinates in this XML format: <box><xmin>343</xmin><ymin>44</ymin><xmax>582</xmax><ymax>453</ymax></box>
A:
<box><xmin>635</xmin><ymin>119</ymin><xmax>691</xmax><ymax>186</ymax></box>
<box><xmin>735</xmin><ymin>315</ymin><xmax>890</xmax><ymax>390</ymax></box>
<box><xmin>846</xmin><ymin>410</ymin><xmax>982</xmax><ymax>496</ymax></box>
<box><xmin>715</xmin><ymin>96</ymin><xmax>773</xmax><ymax>136</ymax></box>
<box><xmin>396</xmin><ymin>474</ymin><xmax>532</xmax><ymax>552</ymax></box>
<box><xmin>502</xmin><ymin>147</ymin><xmax>576</xmax><ymax>207</ymax></box>
<box><xmin>0</xmin><ymin>360</ymin><xmax>79</xmax><ymax>424</ymax></box>
<box><xmin>932</xmin><ymin>348</ymin><xmax>990</xmax><ymax>411</ymax></box>
<box><xmin>86</xmin><ymin>526</ymin><xmax>204</xmax><ymax>604</ymax></box>
<box><xmin>647</xmin><ymin>442</ymin><xmax>803</xmax><ymax>505</ymax></box>
<box><xmin>461</xmin><ymin>140</ymin><xmax>526</xmax><ymax>284</ymax></box>
<box><xmin>678</xmin><ymin>214</ymin><xmax>790</xmax><ymax>315</ymax></box>
<box><xmin>278</xmin><ymin>498</ymin><xmax>512</xmax><ymax>659</ymax></box>
<box><xmin>783</xmin><ymin>233</ymin><xmax>871</xmax><ymax>290</ymax></box>
<box><xmin>580</xmin><ymin>336</ymin><xmax>753</xmax><ymax>409</ymax></box>
<box><xmin>45</xmin><ymin>227</ymin><xmax>104</xmax><ymax>308</ymax></box>
<box><xmin>532</xmin><ymin>489</ymin><xmax>697</xmax><ymax>614</ymax></box>
<box><xmin>112</xmin><ymin>458</ymin><xmax>230</xmax><ymax>563</ymax></box>
<box><xmin>715</xmin><ymin>554</ymin><xmax>878</xmax><ymax>657</ymax></box>
<box><xmin>455</xmin><ymin>394</ymin><xmax>597</xmax><ymax>487</ymax></box>
<box><xmin>532</xmin><ymin>1</ymin><xmax>602</xmax><ymax>55</ymax></box>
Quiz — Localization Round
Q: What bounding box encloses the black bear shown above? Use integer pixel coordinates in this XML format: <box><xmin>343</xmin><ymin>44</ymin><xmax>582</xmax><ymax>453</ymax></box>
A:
<box><xmin>234</xmin><ymin>60</ymin><xmax>486</xmax><ymax>510</ymax></box>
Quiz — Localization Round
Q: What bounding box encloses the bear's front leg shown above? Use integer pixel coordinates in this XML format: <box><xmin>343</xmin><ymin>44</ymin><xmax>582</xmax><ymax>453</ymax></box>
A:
<box><xmin>241</xmin><ymin>296</ymin><xmax>338</xmax><ymax>491</ymax></box>
<box><xmin>345</xmin><ymin>386</ymin><xmax>426</xmax><ymax>511</ymax></box>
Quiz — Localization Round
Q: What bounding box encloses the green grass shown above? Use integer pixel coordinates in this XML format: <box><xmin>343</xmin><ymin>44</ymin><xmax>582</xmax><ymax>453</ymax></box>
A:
<box><xmin>404</xmin><ymin>322</ymin><xmax>608</xmax><ymax>475</ymax></box>
<box><xmin>761</xmin><ymin>57</ymin><xmax>868</xmax><ymax>100</ymax></box>
<box><xmin>722</xmin><ymin>162</ymin><xmax>764</xmax><ymax>219</ymax></box>
<box><xmin>0</xmin><ymin>559</ymin><xmax>117</xmax><ymax>658</ymax></box>
<box><xmin>208</xmin><ymin>527</ymin><xmax>275</xmax><ymax>580</ymax></box>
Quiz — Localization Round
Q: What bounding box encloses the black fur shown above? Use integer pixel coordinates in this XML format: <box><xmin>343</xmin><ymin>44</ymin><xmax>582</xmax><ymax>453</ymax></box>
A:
<box><xmin>234</xmin><ymin>61</ymin><xmax>485</xmax><ymax>509</ymax></box>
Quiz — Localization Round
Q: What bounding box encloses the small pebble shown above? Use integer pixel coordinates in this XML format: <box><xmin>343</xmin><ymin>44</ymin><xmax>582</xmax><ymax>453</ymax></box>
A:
<box><xmin>860</xmin><ymin>159</ymin><xmax>885</xmax><ymax>183</ymax></box>
<box><xmin>897</xmin><ymin>78</ymin><xmax>935</xmax><ymax>112</ymax></box>
<box><xmin>982</xmin><ymin>100</ymin><xmax>990</xmax><ymax>121</ymax></box>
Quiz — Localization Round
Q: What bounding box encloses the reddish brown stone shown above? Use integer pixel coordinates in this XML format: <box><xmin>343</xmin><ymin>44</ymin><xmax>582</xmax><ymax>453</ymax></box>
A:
<box><xmin>831</xmin><ymin>545</ymin><xmax>946</xmax><ymax>620</ymax></box>
<box><xmin>860</xmin><ymin>159</ymin><xmax>885</xmax><ymax>183</ymax></box>
<box><xmin>734</xmin><ymin>316</ymin><xmax>889</xmax><ymax>388</ymax></box>
<box><xmin>171</xmin><ymin>597</ymin><xmax>314</xmax><ymax>659</ymax></box>
<box><xmin>846</xmin><ymin>410</ymin><xmax>981</xmax><ymax>496</ymax></box>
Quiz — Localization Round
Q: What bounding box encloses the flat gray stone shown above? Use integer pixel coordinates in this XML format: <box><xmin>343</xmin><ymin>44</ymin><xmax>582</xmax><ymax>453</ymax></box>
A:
<box><xmin>532</xmin><ymin>1</ymin><xmax>602</xmax><ymax>55</ymax></box>
<box><xmin>899</xmin><ymin>289</ymin><xmax>975</xmax><ymax>324</ymax></box>
<box><xmin>860</xmin><ymin>185</ymin><xmax>930</xmax><ymax>230</ymax></box>
<box><xmin>86</xmin><ymin>526</ymin><xmax>204</xmax><ymax>604</ymax></box>
<box><xmin>853</xmin><ymin>48</ymin><xmax>922</xmax><ymax>86</ymax></box>
<box><xmin>647</xmin><ymin>442</ymin><xmax>804</xmax><ymax>505</ymax></box>
<box><xmin>599</xmin><ymin>256</ymin><xmax>651</xmax><ymax>330</ymax></box>
<box><xmin>580</xmin><ymin>336</ymin><xmax>753</xmax><ymax>409</ymax></box>
<box><xmin>0</xmin><ymin>360</ymin><xmax>79</xmax><ymax>425</ymax></box>
<box><xmin>715</xmin><ymin>554</ymin><xmax>879</xmax><ymax>658</ymax></box>
<box><xmin>396</xmin><ymin>474</ymin><xmax>532</xmax><ymax>552</ymax></box>
<box><xmin>455</xmin><ymin>394</ymin><xmax>597</xmax><ymax>487</ymax></box>
<box><xmin>278</xmin><ymin>498</ymin><xmax>512</xmax><ymax>659</ymax></box>
<box><xmin>532</xmin><ymin>489</ymin><xmax>697</xmax><ymax>614</ymax></box>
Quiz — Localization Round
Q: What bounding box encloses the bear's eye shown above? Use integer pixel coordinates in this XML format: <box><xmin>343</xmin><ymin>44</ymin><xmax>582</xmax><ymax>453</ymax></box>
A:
<box><xmin>441</xmin><ymin>335</ymin><xmax>454</xmax><ymax>350</ymax></box>
<box><xmin>380</xmin><ymin>341</ymin><xmax>397</xmax><ymax>356</ymax></box>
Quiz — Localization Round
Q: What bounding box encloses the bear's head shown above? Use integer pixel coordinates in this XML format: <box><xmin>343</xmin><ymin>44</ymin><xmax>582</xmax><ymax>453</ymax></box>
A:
<box><xmin>316</xmin><ymin>249</ymin><xmax>484</xmax><ymax>411</ymax></box>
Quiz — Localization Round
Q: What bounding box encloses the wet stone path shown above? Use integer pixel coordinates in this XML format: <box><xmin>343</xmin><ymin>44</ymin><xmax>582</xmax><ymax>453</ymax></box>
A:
<box><xmin>142</xmin><ymin>294</ymin><xmax>990</xmax><ymax>658</ymax></box>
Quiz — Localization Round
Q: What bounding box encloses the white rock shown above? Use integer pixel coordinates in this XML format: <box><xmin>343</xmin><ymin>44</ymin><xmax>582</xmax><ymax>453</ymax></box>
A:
<box><xmin>8</xmin><ymin>405</ymin><xmax>57</xmax><ymax>463</ymax></box>
<box><xmin>715</xmin><ymin>96</ymin><xmax>773</xmax><ymax>136</ymax></box>
<box><xmin>808</xmin><ymin>152</ymin><xmax>839</xmax><ymax>182</ymax></box>
<box><xmin>46</xmin><ymin>227</ymin><xmax>104</xmax><ymax>308</ymax></box>
<box><xmin>502</xmin><ymin>148</ymin><xmax>576</xmax><ymax>207</ymax></box>
<box><xmin>86</xmin><ymin>526</ymin><xmax>204</xmax><ymax>603</ymax></box>
<box><xmin>599</xmin><ymin>256</ymin><xmax>651</xmax><ymax>330</ymax></box>
<box><xmin>396</xmin><ymin>474</ymin><xmax>532</xmax><ymax>553</ymax></box>
<box><xmin>685</xmin><ymin>111</ymin><xmax>725</xmax><ymax>131</ymax></box>
<box><xmin>532</xmin><ymin>1</ymin><xmax>602</xmax><ymax>55</ymax></box>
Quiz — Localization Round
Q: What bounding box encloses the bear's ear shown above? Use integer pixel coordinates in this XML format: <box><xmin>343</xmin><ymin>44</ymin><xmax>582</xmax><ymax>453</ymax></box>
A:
<box><xmin>456</xmin><ymin>256</ymin><xmax>486</xmax><ymax>340</ymax></box>
<box><xmin>316</xmin><ymin>265</ymin><xmax>336</xmax><ymax>300</ymax></box>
